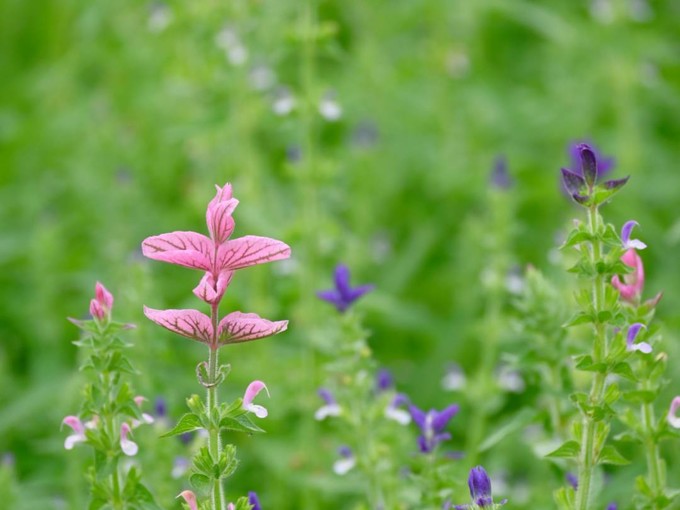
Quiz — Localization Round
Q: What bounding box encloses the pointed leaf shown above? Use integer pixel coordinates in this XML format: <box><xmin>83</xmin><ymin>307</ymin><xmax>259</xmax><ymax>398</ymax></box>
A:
<box><xmin>143</xmin><ymin>307</ymin><xmax>213</xmax><ymax>344</ymax></box>
<box><xmin>142</xmin><ymin>231</ymin><xmax>213</xmax><ymax>270</ymax></box>
<box><xmin>218</xmin><ymin>312</ymin><xmax>288</xmax><ymax>345</ymax></box>
<box><xmin>215</xmin><ymin>235</ymin><xmax>291</xmax><ymax>271</ymax></box>
<box><xmin>160</xmin><ymin>413</ymin><xmax>204</xmax><ymax>438</ymax></box>
<box><xmin>546</xmin><ymin>440</ymin><xmax>580</xmax><ymax>459</ymax></box>
<box><xmin>598</xmin><ymin>445</ymin><xmax>630</xmax><ymax>465</ymax></box>
<box><xmin>220</xmin><ymin>414</ymin><xmax>266</xmax><ymax>434</ymax></box>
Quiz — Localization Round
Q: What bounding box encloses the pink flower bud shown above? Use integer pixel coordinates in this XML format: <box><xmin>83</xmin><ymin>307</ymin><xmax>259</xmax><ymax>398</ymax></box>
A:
<box><xmin>611</xmin><ymin>249</ymin><xmax>644</xmax><ymax>303</ymax></box>
<box><xmin>95</xmin><ymin>282</ymin><xmax>114</xmax><ymax>310</ymax></box>
<box><xmin>177</xmin><ymin>490</ymin><xmax>198</xmax><ymax>510</ymax></box>
<box><xmin>89</xmin><ymin>299</ymin><xmax>106</xmax><ymax>321</ymax></box>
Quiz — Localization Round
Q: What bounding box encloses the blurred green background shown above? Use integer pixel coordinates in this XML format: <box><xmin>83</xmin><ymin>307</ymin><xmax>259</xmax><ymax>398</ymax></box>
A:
<box><xmin>1</xmin><ymin>0</ymin><xmax>680</xmax><ymax>508</ymax></box>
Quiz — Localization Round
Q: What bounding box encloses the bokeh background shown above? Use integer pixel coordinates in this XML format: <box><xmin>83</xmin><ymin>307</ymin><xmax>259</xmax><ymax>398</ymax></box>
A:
<box><xmin>1</xmin><ymin>0</ymin><xmax>680</xmax><ymax>508</ymax></box>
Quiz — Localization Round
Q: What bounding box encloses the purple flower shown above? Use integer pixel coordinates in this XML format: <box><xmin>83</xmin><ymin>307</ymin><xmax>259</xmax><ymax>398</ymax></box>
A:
<box><xmin>315</xmin><ymin>388</ymin><xmax>341</xmax><ymax>420</ymax></box>
<box><xmin>626</xmin><ymin>323</ymin><xmax>652</xmax><ymax>354</ymax></box>
<box><xmin>490</xmin><ymin>156</ymin><xmax>512</xmax><ymax>189</ymax></box>
<box><xmin>455</xmin><ymin>466</ymin><xmax>507</xmax><ymax>509</ymax></box>
<box><xmin>561</xmin><ymin>143</ymin><xmax>628</xmax><ymax>204</ymax></box>
<box><xmin>154</xmin><ymin>397</ymin><xmax>167</xmax><ymax>418</ymax></box>
<box><xmin>317</xmin><ymin>264</ymin><xmax>374</xmax><ymax>313</ymax></box>
<box><xmin>568</xmin><ymin>140</ymin><xmax>615</xmax><ymax>181</ymax></box>
<box><xmin>376</xmin><ymin>368</ymin><xmax>394</xmax><ymax>392</ymax></box>
<box><xmin>566</xmin><ymin>472</ymin><xmax>578</xmax><ymax>490</ymax></box>
<box><xmin>248</xmin><ymin>492</ymin><xmax>262</xmax><ymax>510</ymax></box>
<box><xmin>409</xmin><ymin>404</ymin><xmax>459</xmax><ymax>453</ymax></box>
<box><xmin>385</xmin><ymin>393</ymin><xmax>411</xmax><ymax>425</ymax></box>
<box><xmin>621</xmin><ymin>221</ymin><xmax>647</xmax><ymax>250</ymax></box>
<box><xmin>333</xmin><ymin>445</ymin><xmax>356</xmax><ymax>475</ymax></box>
<box><xmin>606</xmin><ymin>503</ymin><xmax>618</xmax><ymax>510</ymax></box>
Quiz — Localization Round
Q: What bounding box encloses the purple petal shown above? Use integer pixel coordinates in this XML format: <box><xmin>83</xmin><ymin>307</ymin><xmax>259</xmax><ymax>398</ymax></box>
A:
<box><xmin>621</xmin><ymin>220</ymin><xmax>638</xmax><ymax>246</ymax></box>
<box><xmin>376</xmin><ymin>369</ymin><xmax>394</xmax><ymax>392</ymax></box>
<box><xmin>347</xmin><ymin>284</ymin><xmax>375</xmax><ymax>302</ymax></box>
<box><xmin>432</xmin><ymin>404</ymin><xmax>460</xmax><ymax>431</ymax></box>
<box><xmin>577</xmin><ymin>144</ymin><xmax>597</xmax><ymax>186</ymax></box>
<box><xmin>337</xmin><ymin>445</ymin><xmax>353</xmax><ymax>458</ymax></box>
<box><xmin>391</xmin><ymin>393</ymin><xmax>410</xmax><ymax>408</ymax></box>
<box><xmin>603</xmin><ymin>176</ymin><xmax>630</xmax><ymax>190</ymax></box>
<box><xmin>561</xmin><ymin>168</ymin><xmax>586</xmax><ymax>195</ymax></box>
<box><xmin>334</xmin><ymin>264</ymin><xmax>352</xmax><ymax>296</ymax></box>
<box><xmin>626</xmin><ymin>323</ymin><xmax>645</xmax><ymax>348</ymax></box>
<box><xmin>409</xmin><ymin>405</ymin><xmax>427</xmax><ymax>429</ymax></box>
<box><xmin>318</xmin><ymin>388</ymin><xmax>336</xmax><ymax>405</ymax></box>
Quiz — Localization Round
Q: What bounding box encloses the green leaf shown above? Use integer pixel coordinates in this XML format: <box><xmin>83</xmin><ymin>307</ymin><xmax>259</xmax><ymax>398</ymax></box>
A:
<box><xmin>553</xmin><ymin>486</ymin><xmax>575</xmax><ymax>510</ymax></box>
<box><xmin>545</xmin><ymin>440</ymin><xmax>580</xmax><ymax>459</ymax></box>
<box><xmin>478</xmin><ymin>408</ymin><xmax>536</xmax><ymax>452</ymax></box>
<box><xmin>574</xmin><ymin>355</ymin><xmax>606</xmax><ymax>373</ymax></box>
<box><xmin>563</xmin><ymin>312</ymin><xmax>593</xmax><ymax>328</ymax></box>
<box><xmin>598</xmin><ymin>445</ymin><xmax>630</xmax><ymax>465</ymax></box>
<box><xmin>189</xmin><ymin>474</ymin><xmax>212</xmax><ymax>496</ymax></box>
<box><xmin>160</xmin><ymin>413</ymin><xmax>203</xmax><ymax>438</ymax></box>
<box><xmin>561</xmin><ymin>229</ymin><xmax>593</xmax><ymax>249</ymax></box>
<box><xmin>220</xmin><ymin>414</ymin><xmax>266</xmax><ymax>434</ymax></box>
<box><xmin>612</xmin><ymin>362</ymin><xmax>637</xmax><ymax>382</ymax></box>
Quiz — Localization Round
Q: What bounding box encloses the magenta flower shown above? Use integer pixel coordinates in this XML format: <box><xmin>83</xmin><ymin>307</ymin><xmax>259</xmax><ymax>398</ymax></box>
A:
<box><xmin>177</xmin><ymin>490</ymin><xmax>198</xmax><ymax>510</ymax></box>
<box><xmin>142</xmin><ymin>183</ymin><xmax>290</xmax><ymax>350</ymax></box>
<box><xmin>317</xmin><ymin>264</ymin><xmax>374</xmax><ymax>313</ymax></box>
<box><xmin>667</xmin><ymin>397</ymin><xmax>680</xmax><ymax>429</ymax></box>
<box><xmin>243</xmin><ymin>380</ymin><xmax>270</xmax><ymax>418</ymax></box>
<box><xmin>611</xmin><ymin>249</ymin><xmax>645</xmax><ymax>303</ymax></box>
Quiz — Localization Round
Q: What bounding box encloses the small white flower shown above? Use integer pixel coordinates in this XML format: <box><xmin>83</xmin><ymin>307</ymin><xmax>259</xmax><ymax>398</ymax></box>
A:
<box><xmin>120</xmin><ymin>423</ymin><xmax>138</xmax><ymax>456</ymax></box>
<box><xmin>319</xmin><ymin>91</ymin><xmax>342</xmax><ymax>121</ymax></box>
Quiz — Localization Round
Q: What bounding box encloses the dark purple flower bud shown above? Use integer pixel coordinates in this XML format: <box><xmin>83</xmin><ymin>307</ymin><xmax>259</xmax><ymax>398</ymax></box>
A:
<box><xmin>568</xmin><ymin>140</ymin><xmax>615</xmax><ymax>180</ymax></box>
<box><xmin>606</xmin><ymin>503</ymin><xmax>617</xmax><ymax>510</ymax></box>
<box><xmin>376</xmin><ymin>369</ymin><xmax>394</xmax><ymax>392</ymax></box>
<box><xmin>248</xmin><ymin>492</ymin><xmax>262</xmax><ymax>510</ymax></box>
<box><xmin>577</xmin><ymin>144</ymin><xmax>598</xmax><ymax>187</ymax></box>
<box><xmin>154</xmin><ymin>397</ymin><xmax>167</xmax><ymax>418</ymax></box>
<box><xmin>561</xmin><ymin>168</ymin><xmax>586</xmax><ymax>197</ymax></box>
<box><xmin>317</xmin><ymin>264</ymin><xmax>374</xmax><ymax>313</ymax></box>
<box><xmin>468</xmin><ymin>466</ymin><xmax>493</xmax><ymax>507</ymax></box>
<box><xmin>566</xmin><ymin>472</ymin><xmax>578</xmax><ymax>489</ymax></box>
<box><xmin>490</xmin><ymin>156</ymin><xmax>512</xmax><ymax>189</ymax></box>
<box><xmin>603</xmin><ymin>176</ymin><xmax>630</xmax><ymax>191</ymax></box>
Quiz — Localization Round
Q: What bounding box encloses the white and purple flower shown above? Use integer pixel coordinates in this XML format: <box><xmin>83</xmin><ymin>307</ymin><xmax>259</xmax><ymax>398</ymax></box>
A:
<box><xmin>409</xmin><ymin>403</ymin><xmax>459</xmax><ymax>453</ymax></box>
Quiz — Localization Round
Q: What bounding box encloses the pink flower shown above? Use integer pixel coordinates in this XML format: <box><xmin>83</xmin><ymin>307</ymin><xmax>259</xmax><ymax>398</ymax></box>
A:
<box><xmin>141</xmin><ymin>183</ymin><xmax>291</xmax><ymax>307</ymax></box>
<box><xmin>177</xmin><ymin>490</ymin><xmax>198</xmax><ymax>510</ymax></box>
<box><xmin>62</xmin><ymin>416</ymin><xmax>87</xmax><ymax>450</ymax></box>
<box><xmin>227</xmin><ymin>504</ymin><xmax>235</xmax><ymax>510</ymax></box>
<box><xmin>243</xmin><ymin>380</ymin><xmax>270</xmax><ymax>418</ymax></box>
<box><xmin>120</xmin><ymin>423</ymin><xmax>138</xmax><ymax>456</ymax></box>
<box><xmin>89</xmin><ymin>282</ymin><xmax>114</xmax><ymax>320</ymax></box>
<box><xmin>131</xmin><ymin>396</ymin><xmax>154</xmax><ymax>427</ymax></box>
<box><xmin>668</xmin><ymin>397</ymin><xmax>680</xmax><ymax>429</ymax></box>
<box><xmin>611</xmin><ymin>249</ymin><xmax>644</xmax><ymax>303</ymax></box>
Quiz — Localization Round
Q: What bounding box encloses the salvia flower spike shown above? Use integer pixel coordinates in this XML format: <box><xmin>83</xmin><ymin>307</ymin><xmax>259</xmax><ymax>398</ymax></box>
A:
<box><xmin>243</xmin><ymin>380</ymin><xmax>270</xmax><ymax>418</ymax></box>
<box><xmin>667</xmin><ymin>397</ymin><xmax>680</xmax><ymax>429</ymax></box>
<box><xmin>568</xmin><ymin>140</ymin><xmax>615</xmax><ymax>181</ymax></box>
<box><xmin>317</xmin><ymin>264</ymin><xmax>374</xmax><ymax>313</ymax></box>
<box><xmin>561</xmin><ymin>142</ymin><xmax>628</xmax><ymax>205</ymax></box>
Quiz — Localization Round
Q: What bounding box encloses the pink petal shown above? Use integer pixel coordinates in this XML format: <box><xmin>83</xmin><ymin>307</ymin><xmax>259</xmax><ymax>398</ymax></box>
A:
<box><xmin>62</xmin><ymin>416</ymin><xmax>85</xmax><ymax>434</ymax></box>
<box><xmin>227</xmin><ymin>504</ymin><xmax>235</xmax><ymax>510</ymax></box>
<box><xmin>243</xmin><ymin>380</ymin><xmax>268</xmax><ymax>404</ymax></box>
<box><xmin>207</xmin><ymin>199</ymin><xmax>238</xmax><ymax>245</ymax></box>
<box><xmin>218</xmin><ymin>311</ymin><xmax>288</xmax><ymax>345</ymax></box>
<box><xmin>142</xmin><ymin>231</ymin><xmax>214</xmax><ymax>271</ymax></box>
<box><xmin>192</xmin><ymin>271</ymin><xmax>234</xmax><ymax>305</ymax></box>
<box><xmin>95</xmin><ymin>282</ymin><xmax>114</xmax><ymax>310</ymax></box>
<box><xmin>215</xmin><ymin>235</ymin><xmax>291</xmax><ymax>272</ymax></box>
<box><xmin>143</xmin><ymin>307</ymin><xmax>214</xmax><ymax>344</ymax></box>
<box><xmin>89</xmin><ymin>299</ymin><xmax>105</xmax><ymax>320</ymax></box>
<box><xmin>120</xmin><ymin>423</ymin><xmax>138</xmax><ymax>456</ymax></box>
<box><xmin>177</xmin><ymin>490</ymin><xmax>199</xmax><ymax>510</ymax></box>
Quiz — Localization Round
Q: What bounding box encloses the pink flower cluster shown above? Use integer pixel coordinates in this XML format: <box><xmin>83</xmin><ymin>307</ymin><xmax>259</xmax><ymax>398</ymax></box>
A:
<box><xmin>142</xmin><ymin>183</ymin><xmax>291</xmax><ymax>350</ymax></box>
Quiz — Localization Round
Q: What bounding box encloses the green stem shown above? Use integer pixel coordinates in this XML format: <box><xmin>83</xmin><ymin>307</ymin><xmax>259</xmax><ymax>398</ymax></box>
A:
<box><xmin>208</xmin><ymin>304</ymin><xmax>224</xmax><ymax>510</ymax></box>
<box><xmin>641</xmin><ymin>380</ymin><xmax>663</xmax><ymax>502</ymax></box>
<box><xmin>575</xmin><ymin>207</ymin><xmax>608</xmax><ymax>510</ymax></box>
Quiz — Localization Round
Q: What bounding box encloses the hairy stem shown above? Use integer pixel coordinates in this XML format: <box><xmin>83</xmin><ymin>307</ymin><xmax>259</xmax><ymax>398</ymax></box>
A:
<box><xmin>575</xmin><ymin>206</ymin><xmax>608</xmax><ymax>510</ymax></box>
<box><xmin>208</xmin><ymin>304</ymin><xmax>224</xmax><ymax>510</ymax></box>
